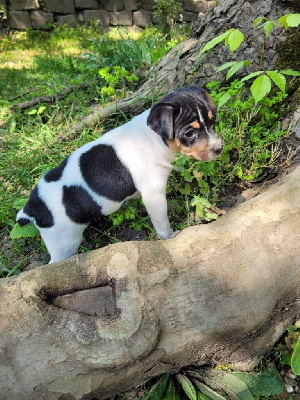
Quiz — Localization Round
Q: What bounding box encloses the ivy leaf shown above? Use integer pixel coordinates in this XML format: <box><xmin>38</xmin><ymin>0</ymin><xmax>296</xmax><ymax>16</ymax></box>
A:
<box><xmin>266</xmin><ymin>71</ymin><xmax>286</xmax><ymax>93</ymax></box>
<box><xmin>291</xmin><ymin>336</ymin><xmax>300</xmax><ymax>375</ymax></box>
<box><xmin>240</xmin><ymin>71</ymin><xmax>264</xmax><ymax>83</ymax></box>
<box><xmin>198</xmin><ymin>31</ymin><xmax>231</xmax><ymax>56</ymax></box>
<box><xmin>253</xmin><ymin>17</ymin><xmax>265</xmax><ymax>29</ymax></box>
<box><xmin>226</xmin><ymin>29</ymin><xmax>244</xmax><ymax>52</ymax></box>
<box><xmin>176</xmin><ymin>374</ymin><xmax>197</xmax><ymax>400</ymax></box>
<box><xmin>250</xmin><ymin>75</ymin><xmax>272</xmax><ymax>103</ymax></box>
<box><xmin>285</xmin><ymin>13</ymin><xmax>300</xmax><ymax>27</ymax></box>
<box><xmin>264</xmin><ymin>21</ymin><xmax>275</xmax><ymax>38</ymax></box>
<box><xmin>10</xmin><ymin>222</ymin><xmax>39</xmax><ymax>239</ymax></box>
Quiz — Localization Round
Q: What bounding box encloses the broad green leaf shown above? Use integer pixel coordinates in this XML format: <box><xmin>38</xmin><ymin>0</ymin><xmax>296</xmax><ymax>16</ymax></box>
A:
<box><xmin>286</xmin><ymin>13</ymin><xmax>300</xmax><ymax>27</ymax></box>
<box><xmin>216</xmin><ymin>61</ymin><xmax>237</xmax><ymax>73</ymax></box>
<box><xmin>250</xmin><ymin>75</ymin><xmax>272</xmax><ymax>103</ymax></box>
<box><xmin>240</xmin><ymin>71</ymin><xmax>264</xmax><ymax>83</ymax></box>
<box><xmin>176</xmin><ymin>374</ymin><xmax>197</xmax><ymax>400</ymax></box>
<box><xmin>233</xmin><ymin>369</ymin><xmax>284</xmax><ymax>396</ymax></box>
<box><xmin>218</xmin><ymin>92</ymin><xmax>231</xmax><ymax>108</ymax></box>
<box><xmin>194</xmin><ymin>378</ymin><xmax>227</xmax><ymax>400</ymax></box>
<box><xmin>179</xmin><ymin>183</ymin><xmax>191</xmax><ymax>195</ymax></box>
<box><xmin>163</xmin><ymin>379</ymin><xmax>181</xmax><ymax>400</ymax></box>
<box><xmin>220</xmin><ymin>373</ymin><xmax>254</xmax><ymax>400</ymax></box>
<box><xmin>37</xmin><ymin>106</ymin><xmax>46</xmax><ymax>115</ymax></box>
<box><xmin>226</xmin><ymin>61</ymin><xmax>245</xmax><ymax>80</ymax></box>
<box><xmin>142</xmin><ymin>374</ymin><xmax>169</xmax><ymax>400</ymax></box>
<box><xmin>266</xmin><ymin>71</ymin><xmax>286</xmax><ymax>93</ymax></box>
<box><xmin>198</xmin><ymin>31</ymin><xmax>230</xmax><ymax>56</ymax></box>
<box><xmin>28</xmin><ymin>109</ymin><xmax>37</xmax><ymax>115</ymax></box>
<box><xmin>13</xmin><ymin>198</ymin><xmax>29</xmax><ymax>210</ymax></box>
<box><xmin>226</xmin><ymin>29</ymin><xmax>244</xmax><ymax>52</ymax></box>
<box><xmin>291</xmin><ymin>336</ymin><xmax>300</xmax><ymax>375</ymax></box>
<box><xmin>281</xmin><ymin>69</ymin><xmax>300</xmax><ymax>76</ymax></box>
<box><xmin>10</xmin><ymin>222</ymin><xmax>39</xmax><ymax>239</ymax></box>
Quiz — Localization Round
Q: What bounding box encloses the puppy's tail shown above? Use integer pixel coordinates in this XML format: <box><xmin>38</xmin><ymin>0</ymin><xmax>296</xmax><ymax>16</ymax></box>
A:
<box><xmin>16</xmin><ymin>208</ymin><xmax>34</xmax><ymax>226</ymax></box>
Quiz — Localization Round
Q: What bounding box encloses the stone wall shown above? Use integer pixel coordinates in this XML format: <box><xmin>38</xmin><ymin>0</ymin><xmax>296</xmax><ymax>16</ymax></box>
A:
<box><xmin>0</xmin><ymin>0</ymin><xmax>216</xmax><ymax>31</ymax></box>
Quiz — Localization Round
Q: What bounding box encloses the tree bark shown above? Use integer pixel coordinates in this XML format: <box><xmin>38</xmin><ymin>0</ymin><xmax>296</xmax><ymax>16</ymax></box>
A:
<box><xmin>1</xmin><ymin>165</ymin><xmax>300</xmax><ymax>400</ymax></box>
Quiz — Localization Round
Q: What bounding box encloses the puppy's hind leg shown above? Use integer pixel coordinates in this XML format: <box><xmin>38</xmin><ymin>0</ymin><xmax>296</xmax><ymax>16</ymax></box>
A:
<box><xmin>40</xmin><ymin>223</ymin><xmax>87</xmax><ymax>264</ymax></box>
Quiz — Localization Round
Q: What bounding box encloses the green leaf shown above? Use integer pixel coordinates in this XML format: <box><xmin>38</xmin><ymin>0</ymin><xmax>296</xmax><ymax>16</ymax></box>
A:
<box><xmin>226</xmin><ymin>29</ymin><xmax>244</xmax><ymax>52</ymax></box>
<box><xmin>194</xmin><ymin>378</ymin><xmax>228</xmax><ymax>400</ymax></box>
<box><xmin>163</xmin><ymin>379</ymin><xmax>181</xmax><ymax>400</ymax></box>
<box><xmin>37</xmin><ymin>106</ymin><xmax>46</xmax><ymax>115</ymax></box>
<box><xmin>233</xmin><ymin>369</ymin><xmax>284</xmax><ymax>396</ymax></box>
<box><xmin>216</xmin><ymin>61</ymin><xmax>238</xmax><ymax>73</ymax></box>
<box><xmin>179</xmin><ymin>183</ymin><xmax>191</xmax><ymax>195</ymax></box>
<box><xmin>253</xmin><ymin>17</ymin><xmax>265</xmax><ymax>29</ymax></box>
<box><xmin>250</xmin><ymin>75</ymin><xmax>272</xmax><ymax>103</ymax></box>
<box><xmin>218</xmin><ymin>92</ymin><xmax>231</xmax><ymax>108</ymax></box>
<box><xmin>266</xmin><ymin>71</ymin><xmax>286</xmax><ymax>93</ymax></box>
<box><xmin>176</xmin><ymin>374</ymin><xmax>197</xmax><ymax>400</ymax></box>
<box><xmin>240</xmin><ymin>71</ymin><xmax>264</xmax><ymax>83</ymax></box>
<box><xmin>264</xmin><ymin>21</ymin><xmax>274</xmax><ymax>38</ymax></box>
<box><xmin>291</xmin><ymin>336</ymin><xmax>300</xmax><ymax>375</ymax></box>
<box><xmin>28</xmin><ymin>109</ymin><xmax>37</xmax><ymax>115</ymax></box>
<box><xmin>285</xmin><ymin>13</ymin><xmax>300</xmax><ymax>27</ymax></box>
<box><xmin>226</xmin><ymin>61</ymin><xmax>245</xmax><ymax>80</ymax></box>
<box><xmin>142</xmin><ymin>374</ymin><xmax>169</xmax><ymax>400</ymax></box>
<box><xmin>198</xmin><ymin>31</ymin><xmax>230</xmax><ymax>56</ymax></box>
<box><xmin>10</xmin><ymin>222</ymin><xmax>39</xmax><ymax>239</ymax></box>
<box><xmin>281</xmin><ymin>69</ymin><xmax>300</xmax><ymax>76</ymax></box>
<box><xmin>13</xmin><ymin>198</ymin><xmax>29</xmax><ymax>210</ymax></box>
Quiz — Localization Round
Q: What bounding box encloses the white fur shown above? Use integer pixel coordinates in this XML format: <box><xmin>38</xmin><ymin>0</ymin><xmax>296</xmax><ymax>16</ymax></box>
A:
<box><xmin>18</xmin><ymin>110</ymin><xmax>178</xmax><ymax>263</ymax></box>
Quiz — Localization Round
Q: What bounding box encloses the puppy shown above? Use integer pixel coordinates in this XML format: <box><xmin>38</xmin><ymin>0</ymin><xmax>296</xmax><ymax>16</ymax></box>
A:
<box><xmin>17</xmin><ymin>87</ymin><xmax>223</xmax><ymax>263</ymax></box>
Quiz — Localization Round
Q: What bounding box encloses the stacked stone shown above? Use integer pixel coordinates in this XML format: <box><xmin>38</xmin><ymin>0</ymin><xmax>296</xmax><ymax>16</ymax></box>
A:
<box><xmin>1</xmin><ymin>0</ymin><xmax>216</xmax><ymax>31</ymax></box>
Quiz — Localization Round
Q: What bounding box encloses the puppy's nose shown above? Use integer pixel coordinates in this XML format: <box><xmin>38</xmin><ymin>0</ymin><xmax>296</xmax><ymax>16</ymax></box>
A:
<box><xmin>212</xmin><ymin>143</ymin><xmax>223</xmax><ymax>155</ymax></box>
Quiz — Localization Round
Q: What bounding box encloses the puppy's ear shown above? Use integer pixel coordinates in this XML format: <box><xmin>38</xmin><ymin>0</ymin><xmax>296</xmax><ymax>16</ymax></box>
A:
<box><xmin>147</xmin><ymin>103</ymin><xmax>175</xmax><ymax>141</ymax></box>
<box><xmin>204</xmin><ymin>91</ymin><xmax>217</xmax><ymax>113</ymax></box>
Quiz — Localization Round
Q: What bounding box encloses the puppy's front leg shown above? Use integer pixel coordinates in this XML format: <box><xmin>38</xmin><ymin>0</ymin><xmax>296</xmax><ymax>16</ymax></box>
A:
<box><xmin>142</xmin><ymin>193</ymin><xmax>177</xmax><ymax>239</ymax></box>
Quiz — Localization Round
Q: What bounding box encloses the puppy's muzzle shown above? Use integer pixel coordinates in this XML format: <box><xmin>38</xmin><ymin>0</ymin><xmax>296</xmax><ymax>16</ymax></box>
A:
<box><xmin>209</xmin><ymin>133</ymin><xmax>223</xmax><ymax>158</ymax></box>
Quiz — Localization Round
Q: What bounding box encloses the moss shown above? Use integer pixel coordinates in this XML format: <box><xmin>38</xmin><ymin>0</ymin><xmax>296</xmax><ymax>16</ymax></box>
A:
<box><xmin>276</xmin><ymin>27</ymin><xmax>300</xmax><ymax>71</ymax></box>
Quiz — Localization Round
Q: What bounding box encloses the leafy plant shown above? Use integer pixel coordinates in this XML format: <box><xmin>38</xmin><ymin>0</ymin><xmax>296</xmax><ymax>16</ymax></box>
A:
<box><xmin>10</xmin><ymin>198</ymin><xmax>39</xmax><ymax>239</ymax></box>
<box><xmin>153</xmin><ymin>0</ymin><xmax>182</xmax><ymax>34</ymax></box>
<box><xmin>141</xmin><ymin>367</ymin><xmax>285</xmax><ymax>400</ymax></box>
<box><xmin>98</xmin><ymin>66</ymin><xmax>139</xmax><ymax>100</ymax></box>
<box><xmin>198</xmin><ymin>14</ymin><xmax>300</xmax><ymax>105</ymax></box>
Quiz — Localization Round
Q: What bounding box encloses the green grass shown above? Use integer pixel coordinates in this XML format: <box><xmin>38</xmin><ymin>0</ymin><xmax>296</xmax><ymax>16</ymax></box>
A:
<box><xmin>0</xmin><ymin>23</ymin><xmax>189</xmax><ymax>270</ymax></box>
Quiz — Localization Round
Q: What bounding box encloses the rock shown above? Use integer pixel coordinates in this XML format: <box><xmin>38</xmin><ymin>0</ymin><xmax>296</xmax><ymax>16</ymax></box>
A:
<box><xmin>110</xmin><ymin>11</ymin><xmax>132</xmax><ymax>26</ymax></box>
<box><xmin>102</xmin><ymin>0</ymin><xmax>123</xmax><ymax>12</ymax></box>
<box><xmin>133</xmin><ymin>10</ymin><xmax>152</xmax><ymax>27</ymax></box>
<box><xmin>82</xmin><ymin>9</ymin><xmax>110</xmax><ymax>26</ymax></box>
<box><xmin>8</xmin><ymin>0</ymin><xmax>38</xmax><ymax>10</ymax></box>
<box><xmin>75</xmin><ymin>0</ymin><xmax>99</xmax><ymax>9</ymax></box>
<box><xmin>56</xmin><ymin>14</ymin><xmax>78</xmax><ymax>27</ymax></box>
<box><xmin>43</xmin><ymin>0</ymin><xmax>75</xmax><ymax>14</ymax></box>
<box><xmin>31</xmin><ymin>10</ymin><xmax>53</xmax><ymax>30</ymax></box>
<box><xmin>7</xmin><ymin>10</ymin><xmax>32</xmax><ymax>29</ymax></box>
<box><xmin>124</xmin><ymin>0</ymin><xmax>137</xmax><ymax>11</ymax></box>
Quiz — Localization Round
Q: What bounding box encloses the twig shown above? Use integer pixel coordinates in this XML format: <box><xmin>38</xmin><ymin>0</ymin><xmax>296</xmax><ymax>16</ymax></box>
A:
<box><xmin>266</xmin><ymin>26</ymin><xmax>284</xmax><ymax>51</ymax></box>
<box><xmin>9</xmin><ymin>87</ymin><xmax>40</xmax><ymax>102</ymax></box>
<box><xmin>12</xmin><ymin>82</ymin><xmax>90</xmax><ymax>109</ymax></box>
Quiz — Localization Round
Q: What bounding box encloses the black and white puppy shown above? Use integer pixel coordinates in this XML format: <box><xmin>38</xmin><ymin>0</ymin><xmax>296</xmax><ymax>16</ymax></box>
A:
<box><xmin>17</xmin><ymin>87</ymin><xmax>223</xmax><ymax>263</ymax></box>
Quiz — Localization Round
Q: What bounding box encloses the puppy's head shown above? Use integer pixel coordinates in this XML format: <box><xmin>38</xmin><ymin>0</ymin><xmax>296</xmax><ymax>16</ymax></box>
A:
<box><xmin>147</xmin><ymin>87</ymin><xmax>223</xmax><ymax>162</ymax></box>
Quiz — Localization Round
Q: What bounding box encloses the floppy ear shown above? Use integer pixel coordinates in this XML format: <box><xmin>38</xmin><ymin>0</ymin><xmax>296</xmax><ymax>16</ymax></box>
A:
<box><xmin>204</xmin><ymin>91</ymin><xmax>217</xmax><ymax>113</ymax></box>
<box><xmin>147</xmin><ymin>103</ymin><xmax>175</xmax><ymax>141</ymax></box>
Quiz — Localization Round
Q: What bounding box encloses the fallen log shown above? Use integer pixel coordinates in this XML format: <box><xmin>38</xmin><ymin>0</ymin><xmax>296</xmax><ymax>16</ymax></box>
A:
<box><xmin>1</xmin><ymin>165</ymin><xmax>300</xmax><ymax>400</ymax></box>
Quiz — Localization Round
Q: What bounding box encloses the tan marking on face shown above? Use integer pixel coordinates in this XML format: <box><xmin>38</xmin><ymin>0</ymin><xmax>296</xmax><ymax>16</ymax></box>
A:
<box><xmin>208</xmin><ymin>110</ymin><xmax>213</xmax><ymax>120</ymax></box>
<box><xmin>190</xmin><ymin>120</ymin><xmax>200</xmax><ymax>130</ymax></box>
<box><xmin>168</xmin><ymin>139</ymin><xmax>211</xmax><ymax>161</ymax></box>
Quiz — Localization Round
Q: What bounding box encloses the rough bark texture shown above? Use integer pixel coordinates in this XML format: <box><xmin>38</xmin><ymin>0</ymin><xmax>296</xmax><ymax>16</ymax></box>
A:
<box><xmin>1</xmin><ymin>165</ymin><xmax>300</xmax><ymax>400</ymax></box>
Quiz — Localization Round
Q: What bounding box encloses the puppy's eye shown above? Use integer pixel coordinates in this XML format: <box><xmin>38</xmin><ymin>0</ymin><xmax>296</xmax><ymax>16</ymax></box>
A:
<box><xmin>185</xmin><ymin>130</ymin><xmax>195</xmax><ymax>138</ymax></box>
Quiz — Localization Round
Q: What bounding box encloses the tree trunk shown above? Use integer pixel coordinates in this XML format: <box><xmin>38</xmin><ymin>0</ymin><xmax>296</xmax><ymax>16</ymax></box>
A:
<box><xmin>1</xmin><ymin>165</ymin><xmax>300</xmax><ymax>400</ymax></box>
<box><xmin>62</xmin><ymin>0</ymin><xmax>299</xmax><ymax>138</ymax></box>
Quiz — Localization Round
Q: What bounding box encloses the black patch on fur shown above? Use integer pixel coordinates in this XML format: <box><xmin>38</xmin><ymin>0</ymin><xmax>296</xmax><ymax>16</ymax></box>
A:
<box><xmin>17</xmin><ymin>217</ymin><xmax>31</xmax><ymax>226</ymax></box>
<box><xmin>63</xmin><ymin>185</ymin><xmax>102</xmax><ymax>224</ymax></box>
<box><xmin>23</xmin><ymin>186</ymin><xmax>54</xmax><ymax>228</ymax></box>
<box><xmin>44</xmin><ymin>157</ymin><xmax>68</xmax><ymax>182</ymax></box>
<box><xmin>79</xmin><ymin>144</ymin><xmax>136</xmax><ymax>202</ymax></box>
